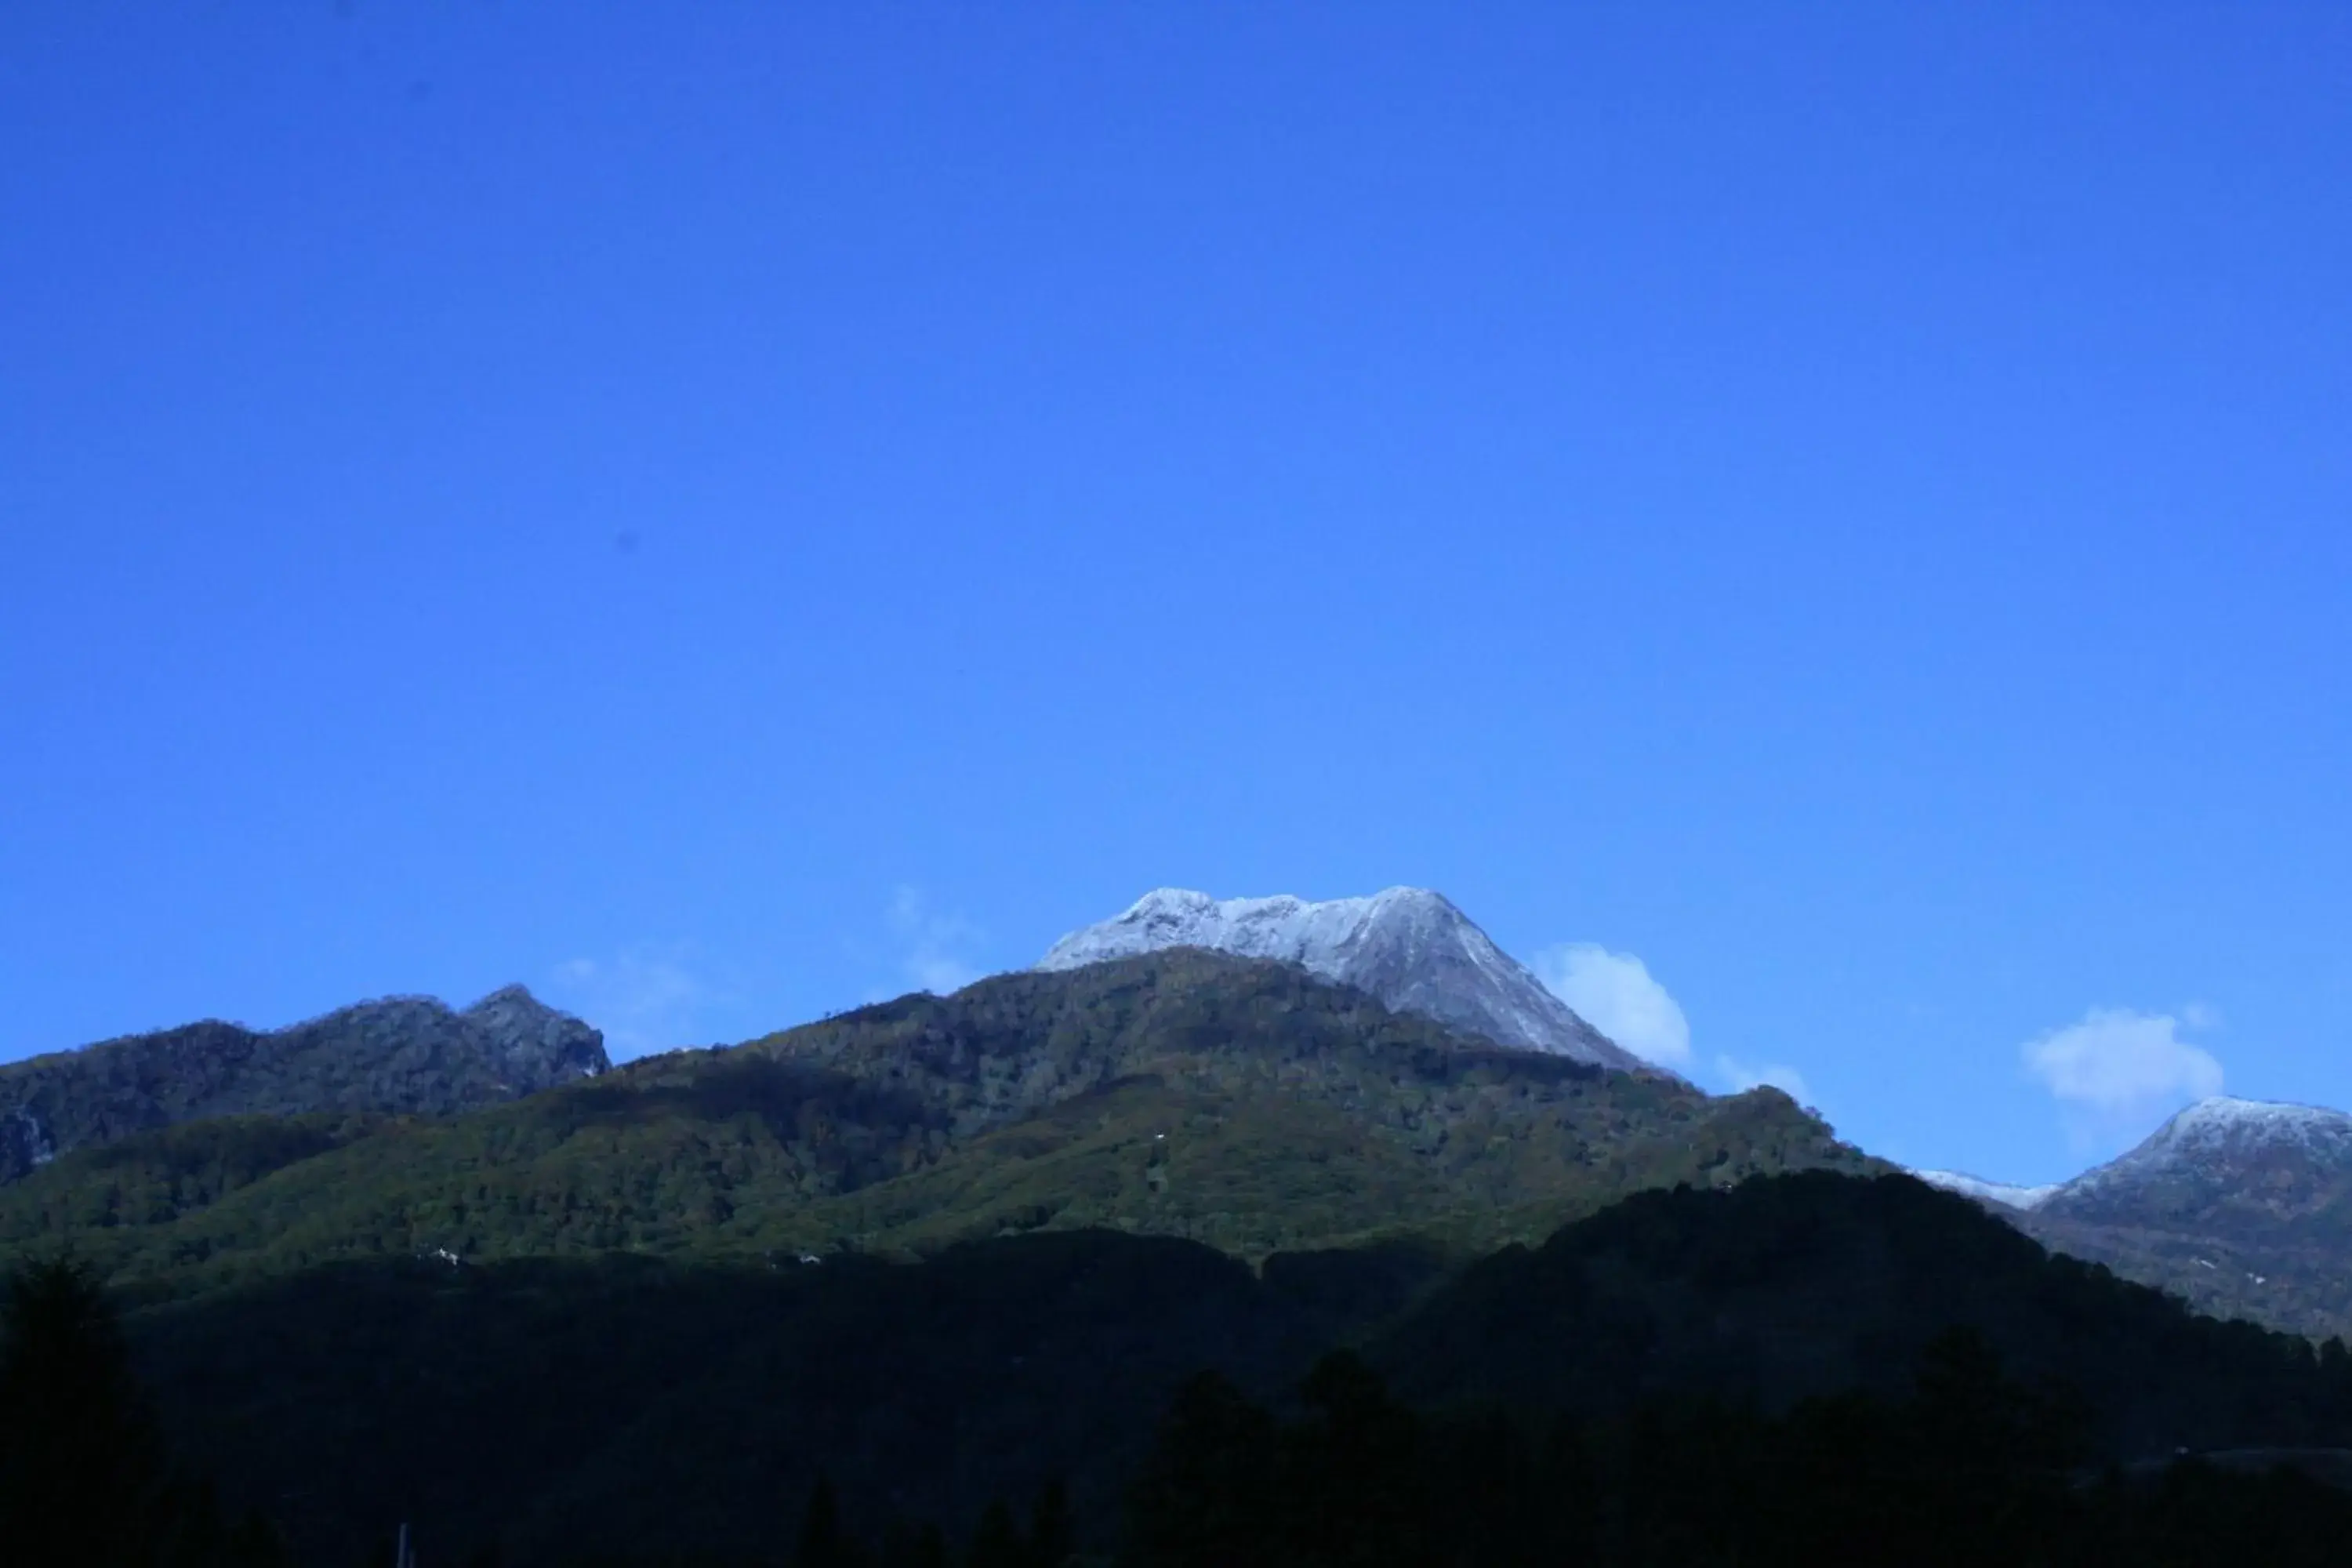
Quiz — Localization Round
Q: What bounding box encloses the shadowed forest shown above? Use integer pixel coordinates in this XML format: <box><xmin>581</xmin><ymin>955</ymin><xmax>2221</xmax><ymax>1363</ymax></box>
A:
<box><xmin>11</xmin><ymin>1173</ymin><xmax>2352</xmax><ymax>1566</ymax></box>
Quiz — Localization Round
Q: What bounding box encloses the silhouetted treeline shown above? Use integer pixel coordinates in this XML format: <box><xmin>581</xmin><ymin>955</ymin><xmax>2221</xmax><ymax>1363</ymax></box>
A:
<box><xmin>105</xmin><ymin>1175</ymin><xmax>2352</xmax><ymax>1563</ymax></box>
<box><xmin>774</xmin><ymin>1475</ymin><xmax>1069</xmax><ymax>1568</ymax></box>
<box><xmin>20</xmin><ymin>1172</ymin><xmax>2352</xmax><ymax>1565</ymax></box>
<box><xmin>1374</xmin><ymin>1171</ymin><xmax>2352</xmax><ymax>1457</ymax></box>
<box><xmin>1121</xmin><ymin>1340</ymin><xmax>2352</xmax><ymax>1568</ymax></box>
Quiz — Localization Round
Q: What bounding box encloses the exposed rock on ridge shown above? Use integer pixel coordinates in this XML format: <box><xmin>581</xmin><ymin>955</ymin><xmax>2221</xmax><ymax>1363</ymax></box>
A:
<box><xmin>0</xmin><ymin>986</ymin><xmax>608</xmax><ymax>1182</ymax></box>
<box><xmin>1037</xmin><ymin>887</ymin><xmax>1650</xmax><ymax>1072</ymax></box>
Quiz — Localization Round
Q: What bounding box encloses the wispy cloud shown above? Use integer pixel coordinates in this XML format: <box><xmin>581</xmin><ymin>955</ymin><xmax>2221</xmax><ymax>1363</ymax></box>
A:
<box><xmin>1715</xmin><ymin>1054</ymin><xmax>1814</xmax><ymax>1106</ymax></box>
<box><xmin>1536</xmin><ymin>943</ymin><xmax>1693</xmax><ymax>1069</ymax></box>
<box><xmin>546</xmin><ymin>945</ymin><xmax>712</xmax><ymax>1062</ymax></box>
<box><xmin>1536</xmin><ymin>939</ymin><xmax>1819</xmax><ymax>1107</ymax></box>
<box><xmin>884</xmin><ymin>887</ymin><xmax>986</xmax><ymax>996</ymax></box>
<box><xmin>2022</xmin><ymin>1007</ymin><xmax>2224</xmax><ymax>1153</ymax></box>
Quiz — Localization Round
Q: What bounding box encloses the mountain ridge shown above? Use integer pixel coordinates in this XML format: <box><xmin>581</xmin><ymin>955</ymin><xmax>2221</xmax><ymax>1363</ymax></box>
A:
<box><xmin>0</xmin><ymin>985</ymin><xmax>609</xmax><ymax>1183</ymax></box>
<box><xmin>0</xmin><ymin>950</ymin><xmax>1874</xmax><ymax>1297</ymax></box>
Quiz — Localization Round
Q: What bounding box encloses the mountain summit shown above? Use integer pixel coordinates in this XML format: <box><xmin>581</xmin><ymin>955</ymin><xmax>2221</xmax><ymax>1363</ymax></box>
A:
<box><xmin>1037</xmin><ymin>887</ymin><xmax>1649</xmax><ymax>1071</ymax></box>
<box><xmin>0</xmin><ymin>985</ymin><xmax>608</xmax><ymax>1182</ymax></box>
<box><xmin>1922</xmin><ymin>1095</ymin><xmax>2352</xmax><ymax>1226</ymax></box>
<box><xmin>2038</xmin><ymin>1094</ymin><xmax>2352</xmax><ymax>1226</ymax></box>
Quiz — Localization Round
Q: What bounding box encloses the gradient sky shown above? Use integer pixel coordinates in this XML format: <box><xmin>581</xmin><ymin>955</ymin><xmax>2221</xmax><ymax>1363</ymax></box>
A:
<box><xmin>5</xmin><ymin>4</ymin><xmax>2349</xmax><ymax>1187</ymax></box>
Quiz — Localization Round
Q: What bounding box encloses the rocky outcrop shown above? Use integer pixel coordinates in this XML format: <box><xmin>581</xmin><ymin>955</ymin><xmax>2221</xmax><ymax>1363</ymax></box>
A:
<box><xmin>0</xmin><ymin>987</ymin><xmax>607</xmax><ymax>1182</ymax></box>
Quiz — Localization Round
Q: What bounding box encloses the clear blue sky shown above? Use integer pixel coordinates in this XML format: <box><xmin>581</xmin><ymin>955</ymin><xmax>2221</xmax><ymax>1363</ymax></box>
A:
<box><xmin>5</xmin><ymin>4</ymin><xmax>2348</xmax><ymax>1186</ymax></box>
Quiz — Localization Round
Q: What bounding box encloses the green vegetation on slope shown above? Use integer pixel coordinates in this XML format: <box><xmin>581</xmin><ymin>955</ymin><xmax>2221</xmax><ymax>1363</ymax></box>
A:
<box><xmin>0</xmin><ymin>953</ymin><xmax>1876</xmax><ymax>1298</ymax></box>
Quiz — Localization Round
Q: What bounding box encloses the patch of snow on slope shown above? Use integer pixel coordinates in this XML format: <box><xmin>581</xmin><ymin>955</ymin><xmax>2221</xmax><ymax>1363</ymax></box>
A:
<box><xmin>1911</xmin><ymin>1168</ymin><xmax>2060</xmax><ymax>1210</ymax></box>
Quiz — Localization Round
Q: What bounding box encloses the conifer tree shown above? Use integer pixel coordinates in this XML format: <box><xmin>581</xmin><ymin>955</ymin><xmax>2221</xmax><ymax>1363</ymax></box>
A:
<box><xmin>880</xmin><ymin>1519</ymin><xmax>949</xmax><ymax>1568</ymax></box>
<box><xmin>796</xmin><ymin>1474</ymin><xmax>873</xmax><ymax>1568</ymax></box>
<box><xmin>0</xmin><ymin>1254</ymin><xmax>174</xmax><ymax>1567</ymax></box>
<box><xmin>1026</xmin><ymin>1479</ymin><xmax>1073</xmax><ymax>1568</ymax></box>
<box><xmin>0</xmin><ymin>1257</ymin><xmax>289</xmax><ymax>1567</ymax></box>
<box><xmin>964</xmin><ymin>1498</ymin><xmax>1024</xmax><ymax>1568</ymax></box>
<box><xmin>1123</xmin><ymin>1371</ymin><xmax>1281</xmax><ymax>1568</ymax></box>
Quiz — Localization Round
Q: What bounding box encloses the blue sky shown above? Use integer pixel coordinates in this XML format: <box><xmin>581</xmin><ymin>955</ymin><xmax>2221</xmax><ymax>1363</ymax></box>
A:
<box><xmin>4</xmin><ymin>4</ymin><xmax>2348</xmax><ymax>1186</ymax></box>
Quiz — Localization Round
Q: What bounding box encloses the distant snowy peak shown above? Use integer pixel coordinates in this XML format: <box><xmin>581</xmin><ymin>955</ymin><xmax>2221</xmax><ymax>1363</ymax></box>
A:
<box><xmin>2049</xmin><ymin>1095</ymin><xmax>2352</xmax><ymax>1210</ymax></box>
<box><xmin>1037</xmin><ymin>887</ymin><xmax>1650</xmax><ymax>1072</ymax></box>
<box><xmin>2147</xmin><ymin>1095</ymin><xmax>2352</xmax><ymax>1154</ymax></box>
<box><xmin>1912</xmin><ymin>1096</ymin><xmax>2352</xmax><ymax>1232</ymax></box>
<box><xmin>1910</xmin><ymin>1169</ymin><xmax>2060</xmax><ymax>1211</ymax></box>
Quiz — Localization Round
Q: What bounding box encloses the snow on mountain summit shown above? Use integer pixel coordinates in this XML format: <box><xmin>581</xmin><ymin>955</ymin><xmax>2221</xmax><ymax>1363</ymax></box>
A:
<box><xmin>1911</xmin><ymin>1098</ymin><xmax>2352</xmax><ymax>1221</ymax></box>
<box><xmin>2152</xmin><ymin>1095</ymin><xmax>2352</xmax><ymax>1149</ymax></box>
<box><xmin>2042</xmin><ymin>1094</ymin><xmax>2352</xmax><ymax>1217</ymax></box>
<box><xmin>1036</xmin><ymin>887</ymin><xmax>1651</xmax><ymax>1072</ymax></box>
<box><xmin>1041</xmin><ymin>887</ymin><xmax>1454</xmax><ymax>971</ymax></box>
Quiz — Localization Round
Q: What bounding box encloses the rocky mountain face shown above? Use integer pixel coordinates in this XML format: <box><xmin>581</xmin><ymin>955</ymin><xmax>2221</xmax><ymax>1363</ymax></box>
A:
<box><xmin>0</xmin><ymin>985</ymin><xmax>608</xmax><ymax>1183</ymax></box>
<box><xmin>1923</xmin><ymin>1098</ymin><xmax>2352</xmax><ymax>1340</ymax></box>
<box><xmin>1037</xmin><ymin>887</ymin><xmax>1649</xmax><ymax>1072</ymax></box>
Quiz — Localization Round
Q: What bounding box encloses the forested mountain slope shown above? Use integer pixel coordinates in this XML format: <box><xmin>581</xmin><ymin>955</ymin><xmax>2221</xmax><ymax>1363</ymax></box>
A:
<box><xmin>0</xmin><ymin>952</ymin><xmax>1870</xmax><ymax>1297</ymax></box>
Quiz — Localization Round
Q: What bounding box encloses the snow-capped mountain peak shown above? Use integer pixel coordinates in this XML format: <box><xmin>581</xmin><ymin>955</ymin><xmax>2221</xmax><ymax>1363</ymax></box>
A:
<box><xmin>1911</xmin><ymin>1097</ymin><xmax>2352</xmax><ymax>1221</ymax></box>
<box><xmin>2043</xmin><ymin>1095</ymin><xmax>2352</xmax><ymax>1217</ymax></box>
<box><xmin>1037</xmin><ymin>886</ymin><xmax>1650</xmax><ymax>1072</ymax></box>
<box><xmin>2143</xmin><ymin>1095</ymin><xmax>2352</xmax><ymax>1155</ymax></box>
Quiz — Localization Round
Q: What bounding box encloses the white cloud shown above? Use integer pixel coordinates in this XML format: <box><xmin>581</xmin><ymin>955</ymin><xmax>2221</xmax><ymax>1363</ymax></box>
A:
<box><xmin>1715</xmin><ymin>1055</ymin><xmax>1813</xmax><ymax>1106</ymax></box>
<box><xmin>547</xmin><ymin>946</ymin><xmax>711</xmax><ymax>1061</ymax></box>
<box><xmin>886</xmin><ymin>887</ymin><xmax>985</xmax><ymax>996</ymax></box>
<box><xmin>1536</xmin><ymin>943</ymin><xmax>1693</xmax><ymax>1069</ymax></box>
<box><xmin>2022</xmin><ymin>1007</ymin><xmax>2223</xmax><ymax>1151</ymax></box>
<box><xmin>1535</xmin><ymin>940</ymin><xmax>1820</xmax><ymax>1106</ymax></box>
